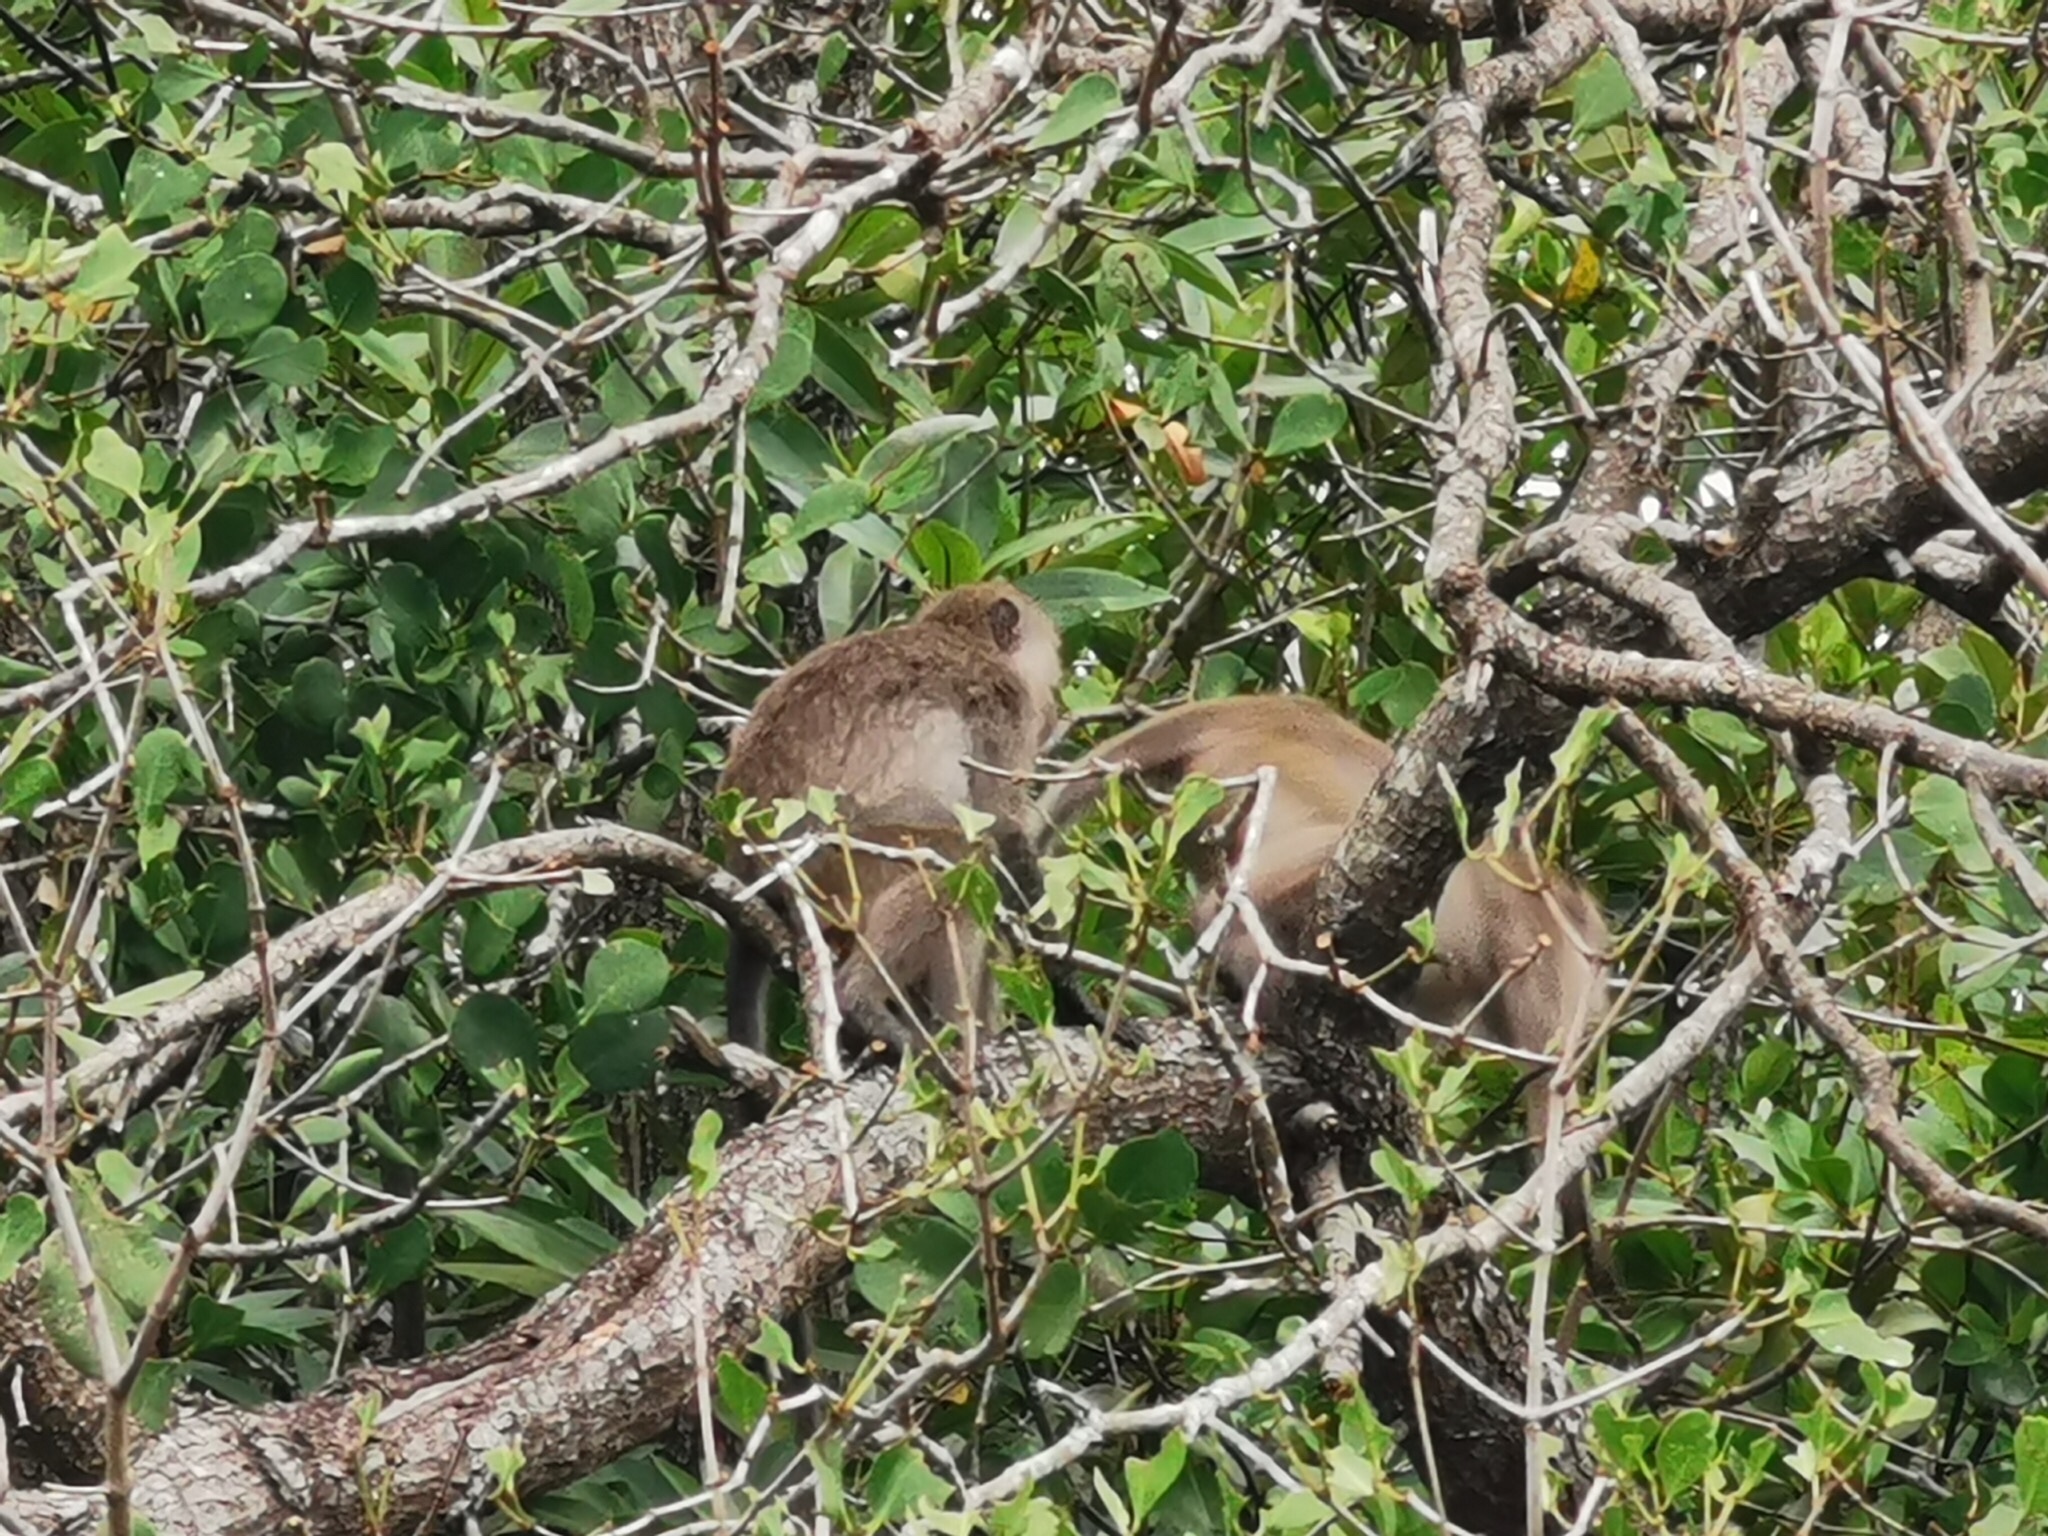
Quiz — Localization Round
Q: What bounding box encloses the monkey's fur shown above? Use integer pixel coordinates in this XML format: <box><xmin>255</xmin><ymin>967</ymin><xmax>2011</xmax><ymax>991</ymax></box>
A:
<box><xmin>1039</xmin><ymin>693</ymin><xmax>1611</xmax><ymax>1251</ymax></box>
<box><xmin>718</xmin><ymin>582</ymin><xmax>1063</xmax><ymax>1067</ymax></box>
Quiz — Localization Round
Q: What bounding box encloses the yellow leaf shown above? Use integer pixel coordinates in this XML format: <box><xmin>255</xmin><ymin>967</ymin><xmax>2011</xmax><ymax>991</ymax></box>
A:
<box><xmin>1560</xmin><ymin>238</ymin><xmax>1601</xmax><ymax>307</ymax></box>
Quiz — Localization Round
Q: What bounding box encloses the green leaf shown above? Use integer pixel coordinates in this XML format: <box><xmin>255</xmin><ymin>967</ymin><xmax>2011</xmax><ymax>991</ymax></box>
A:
<box><xmin>581</xmin><ymin>937</ymin><xmax>670</xmax><ymax>1019</ymax></box>
<box><xmin>73</xmin><ymin>1173</ymin><xmax>172</xmax><ymax>1316</ymax></box>
<box><xmin>1739</xmin><ymin>1036</ymin><xmax>1797</xmax><ymax>1101</ymax></box>
<box><xmin>1654</xmin><ymin>1408</ymin><xmax>1714</xmax><ymax>1502</ymax></box>
<box><xmin>548</xmin><ymin>539</ymin><xmax>595</xmax><ymax>643</ymax></box>
<box><xmin>1104</xmin><ymin>1131</ymin><xmax>1198</xmax><ymax>1206</ymax></box>
<box><xmin>2</xmin><ymin>757</ymin><xmax>63</xmax><ymax>819</ymax></box>
<box><xmin>868</xmin><ymin>1446</ymin><xmax>951</xmax><ymax>1522</ymax></box>
<box><xmin>1029</xmin><ymin>73</ymin><xmax>1122</xmax><ymax>150</ymax></box>
<box><xmin>1265</xmin><ymin>1489</ymin><xmax>1339</xmax><ymax>1532</ymax></box>
<box><xmin>1800</xmin><ymin>1289</ymin><xmax>1914</xmax><ymax>1366</ymax></box>
<box><xmin>450</xmin><ymin>993</ymin><xmax>539</xmax><ymax>1077</ymax></box>
<box><xmin>1263</xmin><ymin>391</ymin><xmax>1345</xmax><ymax>458</ymax></box>
<box><xmin>448</xmin><ymin>1206</ymin><xmax>613</xmax><ymax>1283</ymax></box>
<box><xmin>287</xmin><ymin>656</ymin><xmax>349</xmax><ymax>730</ymax></box>
<box><xmin>568</xmin><ymin>1010</ymin><xmax>668</xmax><ymax>1093</ymax></box>
<box><xmin>910</xmin><ymin>522</ymin><xmax>984</xmax><ymax>586</ymax></box>
<box><xmin>132</xmin><ymin>1359</ymin><xmax>183</xmax><ymax>1433</ymax></box>
<box><xmin>2016</xmin><ymin>1415</ymin><xmax>2048</xmax><ymax>1516</ymax></box>
<box><xmin>0</xmin><ymin>1194</ymin><xmax>47</xmax><ymax>1284</ymax></box>
<box><xmin>1571</xmin><ymin>54</ymin><xmax>1635</xmax><ymax>135</ymax></box>
<box><xmin>1018</xmin><ymin>1259</ymin><xmax>1085</xmax><ymax>1359</ymax></box>
<box><xmin>241</xmin><ymin>326</ymin><xmax>329</xmax><ymax>387</ymax></box>
<box><xmin>754</xmin><ymin>306</ymin><xmax>814</xmax><ymax>407</ymax></box>
<box><xmin>816</xmin><ymin>30</ymin><xmax>850</xmax><ymax>89</ymax></box>
<box><xmin>1351</xmin><ymin>662</ymin><xmax>1438</xmax><ymax>731</ymax></box>
<box><xmin>199</xmin><ymin>252</ymin><xmax>289</xmax><ymax>340</ymax></box>
<box><xmin>38</xmin><ymin>1230</ymin><xmax>117</xmax><ymax>1375</ymax></box>
<box><xmin>302</xmin><ymin>142</ymin><xmax>367</xmax><ymax>204</ymax></box>
<box><xmin>83</xmin><ymin>426</ymin><xmax>145</xmax><ymax>505</ymax></box>
<box><xmin>71</xmin><ymin>227</ymin><xmax>148</xmax><ymax>304</ymax></box>
<box><xmin>123</xmin><ymin>148</ymin><xmax>210</xmax><ymax>221</ymax></box>
<box><xmin>983</xmin><ymin>514</ymin><xmax>1130</xmax><ymax>572</ymax></box>
<box><xmin>857</xmin><ymin>413</ymin><xmax>992</xmax><ymax>486</ymax></box>
<box><xmin>1369</xmin><ymin>1143</ymin><xmax>1445</xmax><ymax>1207</ymax></box>
<box><xmin>352</xmin><ymin>328</ymin><xmax>433</xmax><ymax>393</ymax></box>
<box><xmin>1910</xmin><ymin>777</ymin><xmax>1994</xmax><ymax>875</ymax></box>
<box><xmin>717</xmin><ymin>1354</ymin><xmax>770</xmax><ymax>1434</ymax></box>
<box><xmin>688</xmin><ymin>1109</ymin><xmax>723</xmax><ymax>1199</ymax></box>
<box><xmin>324</xmin><ymin>260</ymin><xmax>379</xmax><ymax>333</ymax></box>
<box><xmin>91</xmin><ymin>970</ymin><xmax>203</xmax><ymax>1020</ymax></box>
<box><xmin>854</xmin><ymin>1215</ymin><xmax>975</xmax><ymax>1320</ymax></box>
<box><xmin>132</xmin><ymin>726</ymin><xmax>201</xmax><ymax>821</ymax></box>
<box><xmin>790</xmin><ymin>477</ymin><xmax>872</xmax><ymax>541</ymax></box>
<box><xmin>1125</xmin><ymin>1431</ymin><xmax>1187</xmax><ymax>1530</ymax></box>
<box><xmin>1018</xmin><ymin>567</ymin><xmax>1168</xmax><ymax>620</ymax></box>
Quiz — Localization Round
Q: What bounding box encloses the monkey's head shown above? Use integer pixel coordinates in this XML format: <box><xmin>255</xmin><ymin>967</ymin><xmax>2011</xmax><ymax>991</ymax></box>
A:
<box><xmin>918</xmin><ymin>581</ymin><xmax>1065</xmax><ymax>708</ymax></box>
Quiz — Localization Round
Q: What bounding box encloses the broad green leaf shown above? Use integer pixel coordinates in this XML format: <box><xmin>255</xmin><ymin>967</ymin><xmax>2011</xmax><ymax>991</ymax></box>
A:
<box><xmin>1571</xmin><ymin>54</ymin><xmax>1635</xmax><ymax>135</ymax></box>
<box><xmin>450</xmin><ymin>993</ymin><xmax>540</xmax><ymax>1076</ymax></box>
<box><xmin>688</xmin><ymin>1109</ymin><xmax>723</xmax><ymax>1199</ymax></box>
<box><xmin>568</xmin><ymin>1010</ymin><xmax>667</xmax><ymax>1093</ymax></box>
<box><xmin>581</xmin><ymin>937</ymin><xmax>670</xmax><ymax>1019</ymax></box>
<box><xmin>1018</xmin><ymin>1259</ymin><xmax>1085</xmax><ymax>1359</ymax></box>
<box><xmin>1125</xmin><ymin>1431</ymin><xmax>1188</xmax><ymax>1529</ymax></box>
<box><xmin>1018</xmin><ymin>567</ymin><xmax>1168</xmax><ymax>619</ymax></box>
<box><xmin>91</xmin><ymin>970</ymin><xmax>202</xmax><ymax>1020</ymax></box>
<box><xmin>131</xmin><ymin>726</ymin><xmax>200</xmax><ymax>821</ymax></box>
<box><xmin>910</xmin><ymin>521</ymin><xmax>983</xmax><ymax>586</ymax></box>
<box><xmin>790</xmin><ymin>477</ymin><xmax>872</xmax><ymax>541</ymax></box>
<box><xmin>199</xmin><ymin>252</ymin><xmax>289</xmax><ymax>340</ymax></box>
<box><xmin>83</xmin><ymin>426</ymin><xmax>144</xmax><ymax>504</ymax></box>
<box><xmin>716</xmin><ymin>1354</ymin><xmax>769</xmax><ymax>1434</ymax></box>
<box><xmin>1</xmin><ymin>757</ymin><xmax>62</xmax><ymax>819</ymax></box>
<box><xmin>0</xmin><ymin>1194</ymin><xmax>47</xmax><ymax>1284</ymax></box>
<box><xmin>123</xmin><ymin>148</ymin><xmax>209</xmax><ymax>221</ymax></box>
<box><xmin>71</xmin><ymin>227</ymin><xmax>148</xmax><ymax>304</ymax></box>
<box><xmin>1800</xmin><ymin>1290</ymin><xmax>1914</xmax><ymax>1366</ymax></box>
<box><xmin>1029</xmin><ymin>73</ymin><xmax>1121</xmax><ymax>150</ymax></box>
<box><xmin>73</xmin><ymin>1173</ymin><xmax>172</xmax><ymax>1316</ymax></box>
<box><xmin>448</xmin><ymin>1207</ymin><xmax>613</xmax><ymax>1283</ymax></box>
<box><xmin>1655</xmin><ymin>1408</ymin><xmax>1714</xmax><ymax>1502</ymax></box>
<box><xmin>2016</xmin><ymin>1415</ymin><xmax>2048</xmax><ymax>1516</ymax></box>
<box><xmin>1263</xmin><ymin>391</ymin><xmax>1345</xmax><ymax>458</ymax></box>
<box><xmin>38</xmin><ymin>1230</ymin><xmax>119</xmax><ymax>1375</ymax></box>
<box><xmin>1104</xmin><ymin>1131</ymin><xmax>1197</xmax><ymax>1206</ymax></box>
<box><xmin>754</xmin><ymin>306</ymin><xmax>815</xmax><ymax>407</ymax></box>
<box><xmin>241</xmin><ymin>326</ymin><xmax>329</xmax><ymax>387</ymax></box>
<box><xmin>868</xmin><ymin>1446</ymin><xmax>950</xmax><ymax>1522</ymax></box>
<box><xmin>303</xmin><ymin>142</ymin><xmax>367</xmax><ymax>203</ymax></box>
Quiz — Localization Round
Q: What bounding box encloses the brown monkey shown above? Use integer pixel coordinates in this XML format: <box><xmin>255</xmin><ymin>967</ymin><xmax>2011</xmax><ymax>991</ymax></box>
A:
<box><xmin>1039</xmin><ymin>694</ymin><xmax>1611</xmax><ymax>1245</ymax></box>
<box><xmin>717</xmin><ymin>582</ymin><xmax>1063</xmax><ymax>1064</ymax></box>
<box><xmin>1039</xmin><ymin>694</ymin><xmax>1607</xmax><ymax>1047</ymax></box>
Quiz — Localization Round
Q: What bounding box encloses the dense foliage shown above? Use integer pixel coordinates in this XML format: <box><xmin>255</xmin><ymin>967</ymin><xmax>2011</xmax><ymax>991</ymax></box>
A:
<box><xmin>4</xmin><ymin>0</ymin><xmax>2048</xmax><ymax>1531</ymax></box>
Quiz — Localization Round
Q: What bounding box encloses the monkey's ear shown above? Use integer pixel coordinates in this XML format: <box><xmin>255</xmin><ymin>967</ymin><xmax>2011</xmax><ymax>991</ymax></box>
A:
<box><xmin>986</xmin><ymin>597</ymin><xmax>1022</xmax><ymax>652</ymax></box>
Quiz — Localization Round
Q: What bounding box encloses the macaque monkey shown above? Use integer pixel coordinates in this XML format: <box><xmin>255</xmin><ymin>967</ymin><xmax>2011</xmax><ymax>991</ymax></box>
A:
<box><xmin>1039</xmin><ymin>694</ymin><xmax>1611</xmax><ymax>1247</ymax></box>
<box><xmin>717</xmin><ymin>582</ymin><xmax>1063</xmax><ymax>1066</ymax></box>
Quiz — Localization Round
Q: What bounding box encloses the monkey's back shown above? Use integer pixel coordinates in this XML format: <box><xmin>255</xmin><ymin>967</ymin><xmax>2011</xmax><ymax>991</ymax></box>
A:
<box><xmin>1043</xmin><ymin>693</ymin><xmax>1392</xmax><ymax>835</ymax></box>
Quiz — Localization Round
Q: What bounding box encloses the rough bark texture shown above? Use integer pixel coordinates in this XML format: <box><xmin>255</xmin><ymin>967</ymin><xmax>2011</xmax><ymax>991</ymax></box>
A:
<box><xmin>0</xmin><ymin>1022</ymin><xmax>1246</xmax><ymax>1536</ymax></box>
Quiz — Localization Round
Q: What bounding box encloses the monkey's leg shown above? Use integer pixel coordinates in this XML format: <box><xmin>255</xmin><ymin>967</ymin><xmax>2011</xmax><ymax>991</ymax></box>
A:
<box><xmin>835</xmin><ymin>880</ymin><xmax>971</xmax><ymax>1092</ymax></box>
